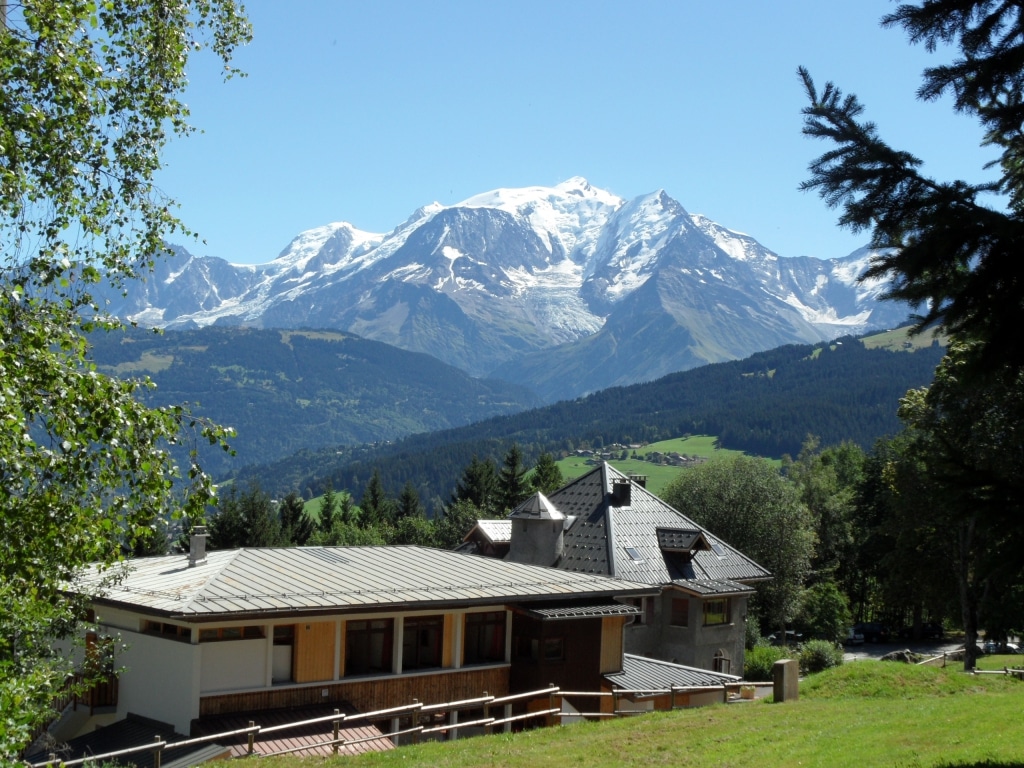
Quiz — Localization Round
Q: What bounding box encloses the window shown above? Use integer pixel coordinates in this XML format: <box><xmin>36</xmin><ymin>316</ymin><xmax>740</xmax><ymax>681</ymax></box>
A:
<box><xmin>402</xmin><ymin>615</ymin><xmax>443</xmax><ymax>671</ymax></box>
<box><xmin>143</xmin><ymin>621</ymin><xmax>191</xmax><ymax>642</ymax></box>
<box><xmin>542</xmin><ymin>637</ymin><xmax>565</xmax><ymax>662</ymax></box>
<box><xmin>273</xmin><ymin>625</ymin><xmax>295</xmax><ymax>645</ymax></box>
<box><xmin>464</xmin><ymin>611</ymin><xmax>506</xmax><ymax>665</ymax></box>
<box><xmin>671</xmin><ymin>597</ymin><xmax>689</xmax><ymax>627</ymax></box>
<box><xmin>624</xmin><ymin>546</ymin><xmax>644</xmax><ymax>563</ymax></box>
<box><xmin>703</xmin><ymin>598</ymin><xmax>730</xmax><ymax>626</ymax></box>
<box><xmin>196</xmin><ymin>626</ymin><xmax>264</xmax><ymax>642</ymax></box>
<box><xmin>713</xmin><ymin>649</ymin><xmax>731</xmax><ymax>673</ymax></box>
<box><xmin>345</xmin><ymin>619</ymin><xmax>394</xmax><ymax>676</ymax></box>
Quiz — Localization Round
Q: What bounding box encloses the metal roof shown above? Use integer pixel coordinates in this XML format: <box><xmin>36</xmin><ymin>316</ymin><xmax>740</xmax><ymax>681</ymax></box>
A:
<box><xmin>82</xmin><ymin>545</ymin><xmax>653</xmax><ymax>619</ymax></box>
<box><xmin>604</xmin><ymin>653</ymin><xmax>740</xmax><ymax>693</ymax></box>
<box><xmin>510</xmin><ymin>492</ymin><xmax>564</xmax><ymax>520</ymax></box>
<box><xmin>520</xmin><ymin>600</ymin><xmax>642</xmax><ymax>621</ymax></box>
<box><xmin>551</xmin><ymin>463</ymin><xmax>771</xmax><ymax>587</ymax></box>
<box><xmin>468</xmin><ymin>519</ymin><xmax>512</xmax><ymax>545</ymax></box>
<box><xmin>669</xmin><ymin>578</ymin><xmax>756</xmax><ymax>597</ymax></box>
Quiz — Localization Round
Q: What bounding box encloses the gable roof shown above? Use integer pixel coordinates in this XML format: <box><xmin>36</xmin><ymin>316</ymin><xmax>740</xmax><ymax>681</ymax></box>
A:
<box><xmin>82</xmin><ymin>545</ymin><xmax>655</xmax><ymax>620</ymax></box>
<box><xmin>549</xmin><ymin>463</ymin><xmax>770</xmax><ymax>587</ymax></box>
<box><xmin>466</xmin><ymin>518</ymin><xmax>512</xmax><ymax>545</ymax></box>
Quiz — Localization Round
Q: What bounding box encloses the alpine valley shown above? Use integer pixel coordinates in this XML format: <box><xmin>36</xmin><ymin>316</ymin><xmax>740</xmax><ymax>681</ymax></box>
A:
<box><xmin>100</xmin><ymin>178</ymin><xmax>911</xmax><ymax>402</ymax></box>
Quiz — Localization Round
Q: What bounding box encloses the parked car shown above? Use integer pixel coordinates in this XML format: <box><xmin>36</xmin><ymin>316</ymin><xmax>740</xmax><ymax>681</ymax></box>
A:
<box><xmin>844</xmin><ymin>627</ymin><xmax>865</xmax><ymax>646</ymax></box>
<box><xmin>853</xmin><ymin>622</ymin><xmax>889</xmax><ymax>643</ymax></box>
<box><xmin>768</xmin><ymin>630</ymin><xmax>803</xmax><ymax>647</ymax></box>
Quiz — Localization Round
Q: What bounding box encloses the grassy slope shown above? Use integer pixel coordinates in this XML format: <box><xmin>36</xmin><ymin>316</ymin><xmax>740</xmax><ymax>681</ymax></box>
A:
<box><xmin>258</xmin><ymin>663</ymin><xmax>1023</xmax><ymax>768</ymax></box>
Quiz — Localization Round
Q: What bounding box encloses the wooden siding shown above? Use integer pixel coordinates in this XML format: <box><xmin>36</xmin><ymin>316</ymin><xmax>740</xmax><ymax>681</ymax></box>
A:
<box><xmin>199</xmin><ymin>666</ymin><xmax>509</xmax><ymax>718</ymax></box>
<box><xmin>600</xmin><ymin>617</ymin><xmax>625</xmax><ymax>675</ymax></box>
<box><xmin>443</xmin><ymin>615</ymin><xmax>455</xmax><ymax>668</ymax></box>
<box><xmin>294</xmin><ymin>621</ymin><xmax>335</xmax><ymax>683</ymax></box>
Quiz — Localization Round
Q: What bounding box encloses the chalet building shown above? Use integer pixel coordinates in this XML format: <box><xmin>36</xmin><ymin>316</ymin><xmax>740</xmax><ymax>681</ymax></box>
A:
<box><xmin>54</xmin><ymin>541</ymin><xmax>664</xmax><ymax>745</ymax></box>
<box><xmin>464</xmin><ymin>463</ymin><xmax>772</xmax><ymax>674</ymax></box>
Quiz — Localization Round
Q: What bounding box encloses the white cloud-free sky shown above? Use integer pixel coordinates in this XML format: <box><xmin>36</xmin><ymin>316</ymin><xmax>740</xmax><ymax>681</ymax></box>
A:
<box><xmin>157</xmin><ymin>0</ymin><xmax>998</xmax><ymax>265</ymax></box>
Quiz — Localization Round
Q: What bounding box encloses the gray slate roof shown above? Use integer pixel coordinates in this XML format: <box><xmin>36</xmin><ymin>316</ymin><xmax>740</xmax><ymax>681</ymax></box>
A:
<box><xmin>550</xmin><ymin>463</ymin><xmax>770</xmax><ymax>587</ymax></box>
<box><xmin>604</xmin><ymin>653</ymin><xmax>740</xmax><ymax>693</ymax></box>
<box><xmin>83</xmin><ymin>545</ymin><xmax>654</xmax><ymax>619</ymax></box>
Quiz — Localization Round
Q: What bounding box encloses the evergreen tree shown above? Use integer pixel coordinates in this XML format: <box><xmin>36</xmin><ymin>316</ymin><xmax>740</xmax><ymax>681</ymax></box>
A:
<box><xmin>339</xmin><ymin>491</ymin><xmax>357</xmax><ymax>525</ymax></box>
<box><xmin>800</xmin><ymin>2</ymin><xmax>1024</xmax><ymax>376</ymax></box>
<box><xmin>361</xmin><ymin>469</ymin><xmax>395</xmax><ymax>527</ymax></box>
<box><xmin>453</xmin><ymin>455</ymin><xmax>499</xmax><ymax>515</ymax></box>
<box><xmin>396</xmin><ymin>481</ymin><xmax>424</xmax><ymax>521</ymax></box>
<box><xmin>209</xmin><ymin>485</ymin><xmax>283</xmax><ymax>549</ymax></box>
<box><xmin>530</xmin><ymin>452</ymin><xmax>564</xmax><ymax>495</ymax></box>
<box><xmin>497</xmin><ymin>443</ymin><xmax>530</xmax><ymax>514</ymax></box>
<box><xmin>319</xmin><ymin>483</ymin><xmax>339</xmax><ymax>535</ymax></box>
<box><xmin>279</xmin><ymin>492</ymin><xmax>315</xmax><ymax>546</ymax></box>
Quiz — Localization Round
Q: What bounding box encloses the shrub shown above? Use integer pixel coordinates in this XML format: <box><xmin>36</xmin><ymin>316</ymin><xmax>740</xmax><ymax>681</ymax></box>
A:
<box><xmin>745</xmin><ymin>617</ymin><xmax>763</xmax><ymax>650</ymax></box>
<box><xmin>800</xmin><ymin>639</ymin><xmax>844</xmax><ymax>674</ymax></box>
<box><xmin>745</xmin><ymin>644</ymin><xmax>787</xmax><ymax>680</ymax></box>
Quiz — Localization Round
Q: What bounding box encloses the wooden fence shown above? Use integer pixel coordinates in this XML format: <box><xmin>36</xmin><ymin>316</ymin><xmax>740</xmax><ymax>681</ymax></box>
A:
<box><xmin>26</xmin><ymin>681</ymin><xmax>768</xmax><ymax>767</ymax></box>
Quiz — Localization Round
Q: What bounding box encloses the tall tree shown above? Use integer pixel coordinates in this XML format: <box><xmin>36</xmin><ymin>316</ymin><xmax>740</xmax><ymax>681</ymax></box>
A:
<box><xmin>895</xmin><ymin>342</ymin><xmax>1024</xmax><ymax>669</ymax></box>
<box><xmin>396</xmin><ymin>480</ymin><xmax>424</xmax><ymax>521</ymax></box>
<box><xmin>360</xmin><ymin>468</ymin><xmax>395</xmax><ymax>527</ymax></box>
<box><xmin>530</xmin><ymin>452</ymin><xmax>564</xmax><ymax>495</ymax></box>
<box><xmin>452</xmin><ymin>455</ymin><xmax>499</xmax><ymax>516</ymax></box>
<box><xmin>800</xmin><ymin>2</ymin><xmax>1024</xmax><ymax>375</ymax></box>
<box><xmin>662</xmin><ymin>456</ymin><xmax>815</xmax><ymax>635</ymax></box>
<box><xmin>279</xmin><ymin>492</ymin><xmax>315</xmax><ymax>546</ymax></box>
<box><xmin>497</xmin><ymin>443</ymin><xmax>530</xmax><ymax>514</ymax></box>
<box><xmin>0</xmin><ymin>3</ymin><xmax>249</xmax><ymax>757</ymax></box>
<box><xmin>209</xmin><ymin>485</ymin><xmax>283</xmax><ymax>550</ymax></box>
<box><xmin>319</xmin><ymin>483</ymin><xmax>339</xmax><ymax>535</ymax></box>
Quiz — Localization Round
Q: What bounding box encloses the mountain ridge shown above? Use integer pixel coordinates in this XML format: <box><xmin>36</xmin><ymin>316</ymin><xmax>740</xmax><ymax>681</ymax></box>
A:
<box><xmin>96</xmin><ymin>178</ymin><xmax>910</xmax><ymax>399</ymax></box>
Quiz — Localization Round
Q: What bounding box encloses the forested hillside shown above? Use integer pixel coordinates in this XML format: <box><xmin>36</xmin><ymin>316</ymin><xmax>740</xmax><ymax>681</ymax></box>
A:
<box><xmin>87</xmin><ymin>326</ymin><xmax>541</xmax><ymax>476</ymax></box>
<box><xmin>233</xmin><ymin>334</ymin><xmax>945</xmax><ymax>512</ymax></box>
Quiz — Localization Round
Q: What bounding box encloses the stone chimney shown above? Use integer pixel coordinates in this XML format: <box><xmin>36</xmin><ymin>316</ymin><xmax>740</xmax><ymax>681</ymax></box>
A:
<box><xmin>188</xmin><ymin>525</ymin><xmax>208</xmax><ymax>567</ymax></box>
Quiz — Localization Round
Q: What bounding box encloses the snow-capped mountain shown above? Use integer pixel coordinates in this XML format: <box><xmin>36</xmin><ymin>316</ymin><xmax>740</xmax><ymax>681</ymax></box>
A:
<box><xmin>97</xmin><ymin>178</ymin><xmax>909</xmax><ymax>401</ymax></box>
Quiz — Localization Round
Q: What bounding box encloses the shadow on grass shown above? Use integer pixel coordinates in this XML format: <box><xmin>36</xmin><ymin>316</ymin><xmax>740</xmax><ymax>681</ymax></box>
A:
<box><xmin>935</xmin><ymin>762</ymin><xmax>1024</xmax><ymax>768</ymax></box>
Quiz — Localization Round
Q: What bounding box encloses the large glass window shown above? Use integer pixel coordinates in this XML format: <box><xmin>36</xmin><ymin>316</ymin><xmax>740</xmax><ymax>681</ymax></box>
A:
<box><xmin>345</xmin><ymin>619</ymin><xmax>394</xmax><ymax>676</ymax></box>
<box><xmin>402</xmin><ymin>615</ymin><xmax>443</xmax><ymax>671</ymax></box>
<box><xmin>464</xmin><ymin>611</ymin><xmax>507</xmax><ymax>665</ymax></box>
<box><xmin>702</xmin><ymin>598</ymin><xmax>730</xmax><ymax>626</ymax></box>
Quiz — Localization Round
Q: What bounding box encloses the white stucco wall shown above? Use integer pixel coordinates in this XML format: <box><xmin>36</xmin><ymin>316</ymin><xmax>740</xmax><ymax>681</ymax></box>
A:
<box><xmin>201</xmin><ymin>638</ymin><xmax>268</xmax><ymax>693</ymax></box>
<box><xmin>116</xmin><ymin>630</ymin><xmax>200</xmax><ymax>734</ymax></box>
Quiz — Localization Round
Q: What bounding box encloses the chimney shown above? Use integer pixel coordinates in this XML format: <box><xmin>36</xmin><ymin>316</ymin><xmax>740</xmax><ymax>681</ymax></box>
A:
<box><xmin>611</xmin><ymin>479</ymin><xmax>632</xmax><ymax>507</ymax></box>
<box><xmin>188</xmin><ymin>525</ymin><xmax>208</xmax><ymax>567</ymax></box>
<box><xmin>628</xmin><ymin>474</ymin><xmax>647</xmax><ymax>489</ymax></box>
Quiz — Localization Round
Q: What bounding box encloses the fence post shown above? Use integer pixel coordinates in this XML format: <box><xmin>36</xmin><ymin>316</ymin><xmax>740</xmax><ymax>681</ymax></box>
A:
<box><xmin>482</xmin><ymin>691</ymin><xmax>490</xmax><ymax>735</ymax></box>
<box><xmin>548</xmin><ymin>684</ymin><xmax>557</xmax><ymax>727</ymax></box>
<box><xmin>247</xmin><ymin>720</ymin><xmax>256</xmax><ymax>755</ymax></box>
<box><xmin>152</xmin><ymin>735</ymin><xmax>163</xmax><ymax>768</ymax></box>
<box><xmin>410</xmin><ymin>699</ymin><xmax>420</xmax><ymax>745</ymax></box>
<box><xmin>670</xmin><ymin>685</ymin><xmax>677</xmax><ymax>710</ymax></box>
<box><xmin>613</xmin><ymin>686</ymin><xmax>620</xmax><ymax>716</ymax></box>
<box><xmin>333</xmin><ymin>708</ymin><xmax>341</xmax><ymax>755</ymax></box>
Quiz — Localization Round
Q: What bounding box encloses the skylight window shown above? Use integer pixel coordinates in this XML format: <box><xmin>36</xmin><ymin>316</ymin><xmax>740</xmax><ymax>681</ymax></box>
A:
<box><xmin>624</xmin><ymin>546</ymin><xmax>644</xmax><ymax>562</ymax></box>
<box><xmin>711</xmin><ymin>542</ymin><xmax>727</xmax><ymax>559</ymax></box>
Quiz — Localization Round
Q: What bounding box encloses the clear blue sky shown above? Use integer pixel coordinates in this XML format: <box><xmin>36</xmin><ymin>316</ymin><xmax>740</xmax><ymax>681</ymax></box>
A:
<box><xmin>157</xmin><ymin>0</ymin><xmax>997</xmax><ymax>265</ymax></box>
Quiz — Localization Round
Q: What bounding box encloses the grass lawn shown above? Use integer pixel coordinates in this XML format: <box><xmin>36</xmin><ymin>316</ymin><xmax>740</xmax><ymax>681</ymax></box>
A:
<box><xmin>556</xmin><ymin>435</ymin><xmax>752</xmax><ymax>495</ymax></box>
<box><xmin>255</xmin><ymin>663</ymin><xmax>1024</xmax><ymax>768</ymax></box>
